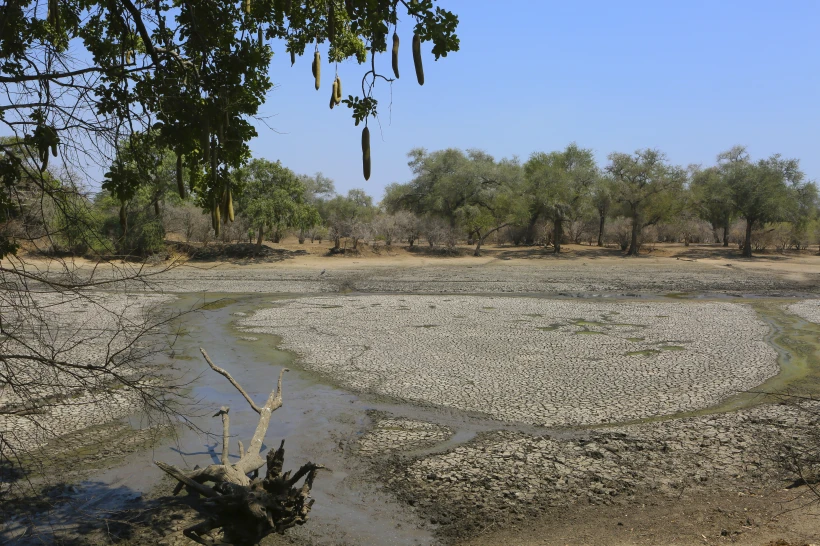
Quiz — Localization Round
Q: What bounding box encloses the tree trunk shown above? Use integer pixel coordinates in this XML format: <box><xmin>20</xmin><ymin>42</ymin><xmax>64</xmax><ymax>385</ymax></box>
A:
<box><xmin>597</xmin><ymin>213</ymin><xmax>605</xmax><ymax>247</ymax></box>
<box><xmin>256</xmin><ymin>224</ymin><xmax>264</xmax><ymax>250</ymax></box>
<box><xmin>553</xmin><ymin>217</ymin><xmax>563</xmax><ymax>254</ymax></box>
<box><xmin>523</xmin><ymin>214</ymin><xmax>539</xmax><ymax>245</ymax></box>
<box><xmin>352</xmin><ymin>237</ymin><xmax>359</xmax><ymax>250</ymax></box>
<box><xmin>627</xmin><ymin>219</ymin><xmax>641</xmax><ymax>256</ymax></box>
<box><xmin>298</xmin><ymin>229</ymin><xmax>305</xmax><ymax>244</ymax></box>
<box><xmin>333</xmin><ymin>236</ymin><xmax>341</xmax><ymax>250</ymax></box>
<box><xmin>155</xmin><ymin>350</ymin><xmax>321</xmax><ymax>545</ymax></box>
<box><xmin>742</xmin><ymin>219</ymin><xmax>753</xmax><ymax>257</ymax></box>
<box><xmin>723</xmin><ymin>223</ymin><xmax>730</xmax><ymax>247</ymax></box>
<box><xmin>474</xmin><ymin>236</ymin><xmax>483</xmax><ymax>257</ymax></box>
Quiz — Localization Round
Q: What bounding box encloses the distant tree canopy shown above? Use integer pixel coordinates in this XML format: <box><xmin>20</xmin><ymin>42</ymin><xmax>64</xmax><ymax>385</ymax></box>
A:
<box><xmin>0</xmin><ymin>0</ymin><xmax>460</xmax><ymax>259</ymax></box>
<box><xmin>606</xmin><ymin>149</ymin><xmax>687</xmax><ymax>256</ymax></box>
<box><xmin>380</xmin><ymin>145</ymin><xmax>817</xmax><ymax>257</ymax></box>
<box><xmin>323</xmin><ymin>188</ymin><xmax>375</xmax><ymax>250</ymax></box>
<box><xmin>523</xmin><ymin>144</ymin><xmax>599</xmax><ymax>254</ymax></box>
<box><xmin>690</xmin><ymin>165</ymin><xmax>735</xmax><ymax>248</ymax></box>
<box><xmin>384</xmin><ymin>148</ymin><xmax>528</xmax><ymax>255</ymax></box>
<box><xmin>716</xmin><ymin>146</ymin><xmax>817</xmax><ymax>257</ymax></box>
<box><xmin>233</xmin><ymin>158</ymin><xmax>319</xmax><ymax>246</ymax></box>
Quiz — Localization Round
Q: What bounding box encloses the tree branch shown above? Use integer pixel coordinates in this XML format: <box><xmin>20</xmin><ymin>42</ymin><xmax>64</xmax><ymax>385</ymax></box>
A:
<box><xmin>154</xmin><ymin>461</ymin><xmax>219</xmax><ymax>498</ymax></box>
<box><xmin>199</xmin><ymin>348</ymin><xmax>262</xmax><ymax>414</ymax></box>
<box><xmin>120</xmin><ymin>0</ymin><xmax>161</xmax><ymax>67</ymax></box>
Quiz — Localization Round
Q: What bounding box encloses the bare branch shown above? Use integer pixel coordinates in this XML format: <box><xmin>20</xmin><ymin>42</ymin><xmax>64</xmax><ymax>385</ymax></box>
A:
<box><xmin>154</xmin><ymin>461</ymin><xmax>219</xmax><ymax>498</ymax></box>
<box><xmin>199</xmin><ymin>348</ymin><xmax>262</xmax><ymax>414</ymax></box>
<box><xmin>213</xmin><ymin>406</ymin><xmax>230</xmax><ymax>466</ymax></box>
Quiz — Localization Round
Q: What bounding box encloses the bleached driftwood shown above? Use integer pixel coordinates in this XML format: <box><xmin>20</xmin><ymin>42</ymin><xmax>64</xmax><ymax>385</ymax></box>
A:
<box><xmin>155</xmin><ymin>348</ymin><xmax>322</xmax><ymax>545</ymax></box>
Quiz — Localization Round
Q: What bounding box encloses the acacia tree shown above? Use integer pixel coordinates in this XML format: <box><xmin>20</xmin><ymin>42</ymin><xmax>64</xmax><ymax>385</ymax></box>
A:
<box><xmin>323</xmin><ymin>188</ymin><xmax>374</xmax><ymax>250</ymax></box>
<box><xmin>233</xmin><ymin>159</ymin><xmax>316</xmax><ymax>247</ymax></box>
<box><xmin>385</xmin><ymin>148</ymin><xmax>493</xmax><ymax>228</ymax></box>
<box><xmin>690</xmin><ymin>164</ymin><xmax>735</xmax><ymax>247</ymax></box>
<box><xmin>606</xmin><ymin>149</ymin><xmax>686</xmax><ymax>256</ymax></box>
<box><xmin>524</xmin><ymin>143</ymin><xmax>598</xmax><ymax>254</ymax></box>
<box><xmin>294</xmin><ymin>173</ymin><xmax>334</xmax><ymax>243</ymax></box>
<box><xmin>456</xmin><ymin>157</ymin><xmax>525</xmax><ymax>256</ymax></box>
<box><xmin>591</xmin><ymin>175</ymin><xmax>613</xmax><ymax>247</ymax></box>
<box><xmin>719</xmin><ymin>146</ymin><xmax>814</xmax><ymax>258</ymax></box>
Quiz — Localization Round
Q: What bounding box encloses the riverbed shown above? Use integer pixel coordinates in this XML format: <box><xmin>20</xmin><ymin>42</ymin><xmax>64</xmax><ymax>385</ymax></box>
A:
<box><xmin>5</xmin><ymin>286</ymin><xmax>820</xmax><ymax>545</ymax></box>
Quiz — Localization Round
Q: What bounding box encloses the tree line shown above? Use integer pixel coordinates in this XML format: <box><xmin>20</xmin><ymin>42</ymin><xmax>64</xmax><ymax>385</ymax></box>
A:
<box><xmin>3</xmin><ymin>139</ymin><xmax>817</xmax><ymax>260</ymax></box>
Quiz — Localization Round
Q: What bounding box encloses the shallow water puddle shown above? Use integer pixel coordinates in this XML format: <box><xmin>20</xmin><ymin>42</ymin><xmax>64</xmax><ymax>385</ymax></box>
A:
<box><xmin>26</xmin><ymin>293</ymin><xmax>437</xmax><ymax>546</ymax></box>
<box><xmin>28</xmin><ymin>292</ymin><xmax>820</xmax><ymax>544</ymax></box>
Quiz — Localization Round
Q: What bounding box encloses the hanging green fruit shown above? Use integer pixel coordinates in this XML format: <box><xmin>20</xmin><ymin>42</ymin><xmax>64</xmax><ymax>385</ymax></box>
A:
<box><xmin>361</xmin><ymin>126</ymin><xmax>371</xmax><ymax>181</ymax></box>
<box><xmin>227</xmin><ymin>189</ymin><xmax>235</xmax><ymax>222</ymax></box>
<box><xmin>392</xmin><ymin>32</ymin><xmax>400</xmax><ymax>79</ymax></box>
<box><xmin>334</xmin><ymin>76</ymin><xmax>342</xmax><ymax>104</ymax></box>
<box><xmin>312</xmin><ymin>51</ymin><xmax>321</xmax><ymax>90</ymax></box>
<box><xmin>412</xmin><ymin>33</ymin><xmax>424</xmax><ymax>85</ymax></box>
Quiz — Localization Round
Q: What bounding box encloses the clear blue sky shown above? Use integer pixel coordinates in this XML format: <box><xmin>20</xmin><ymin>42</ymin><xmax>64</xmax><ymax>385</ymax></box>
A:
<box><xmin>252</xmin><ymin>0</ymin><xmax>820</xmax><ymax>200</ymax></box>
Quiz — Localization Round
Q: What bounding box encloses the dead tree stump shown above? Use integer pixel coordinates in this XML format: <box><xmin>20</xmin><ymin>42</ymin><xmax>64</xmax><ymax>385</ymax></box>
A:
<box><xmin>155</xmin><ymin>348</ymin><xmax>322</xmax><ymax>545</ymax></box>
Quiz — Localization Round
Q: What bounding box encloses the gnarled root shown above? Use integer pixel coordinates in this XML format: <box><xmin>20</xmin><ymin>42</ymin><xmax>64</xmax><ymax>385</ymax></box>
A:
<box><xmin>155</xmin><ymin>349</ymin><xmax>322</xmax><ymax>545</ymax></box>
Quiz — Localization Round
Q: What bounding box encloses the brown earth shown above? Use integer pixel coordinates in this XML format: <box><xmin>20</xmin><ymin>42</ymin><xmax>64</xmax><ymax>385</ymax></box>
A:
<box><xmin>6</xmin><ymin>241</ymin><xmax>820</xmax><ymax>546</ymax></box>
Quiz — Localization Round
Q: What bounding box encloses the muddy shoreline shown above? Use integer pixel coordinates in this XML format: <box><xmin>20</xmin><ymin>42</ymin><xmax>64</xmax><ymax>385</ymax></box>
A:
<box><xmin>4</xmin><ymin>254</ymin><xmax>820</xmax><ymax>545</ymax></box>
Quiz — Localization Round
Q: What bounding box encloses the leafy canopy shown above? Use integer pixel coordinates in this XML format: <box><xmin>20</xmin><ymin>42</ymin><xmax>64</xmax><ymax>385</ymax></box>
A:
<box><xmin>1</xmin><ymin>0</ymin><xmax>460</xmax><ymax>257</ymax></box>
<box><xmin>234</xmin><ymin>158</ymin><xmax>318</xmax><ymax>234</ymax></box>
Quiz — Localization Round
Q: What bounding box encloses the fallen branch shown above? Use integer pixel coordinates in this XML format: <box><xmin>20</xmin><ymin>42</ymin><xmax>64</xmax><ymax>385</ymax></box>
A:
<box><xmin>155</xmin><ymin>348</ymin><xmax>319</xmax><ymax>545</ymax></box>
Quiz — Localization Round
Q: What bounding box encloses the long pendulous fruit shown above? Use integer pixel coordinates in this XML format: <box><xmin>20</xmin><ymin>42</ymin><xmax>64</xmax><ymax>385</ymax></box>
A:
<box><xmin>312</xmin><ymin>51</ymin><xmax>321</xmax><ymax>90</ymax></box>
<box><xmin>329</xmin><ymin>83</ymin><xmax>336</xmax><ymax>109</ymax></box>
<box><xmin>176</xmin><ymin>153</ymin><xmax>186</xmax><ymax>198</ymax></box>
<box><xmin>290</xmin><ymin>48</ymin><xmax>295</xmax><ymax>66</ymax></box>
<box><xmin>328</xmin><ymin>3</ymin><xmax>335</xmax><ymax>44</ymax></box>
<box><xmin>220</xmin><ymin>189</ymin><xmax>229</xmax><ymax>224</ymax></box>
<box><xmin>334</xmin><ymin>76</ymin><xmax>342</xmax><ymax>104</ymax></box>
<box><xmin>392</xmin><ymin>32</ymin><xmax>400</xmax><ymax>79</ymax></box>
<box><xmin>361</xmin><ymin>126</ymin><xmax>371</xmax><ymax>181</ymax></box>
<box><xmin>412</xmin><ymin>33</ymin><xmax>424</xmax><ymax>85</ymax></box>
<box><xmin>227</xmin><ymin>188</ymin><xmax>235</xmax><ymax>222</ymax></box>
<box><xmin>212</xmin><ymin>202</ymin><xmax>221</xmax><ymax>235</ymax></box>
